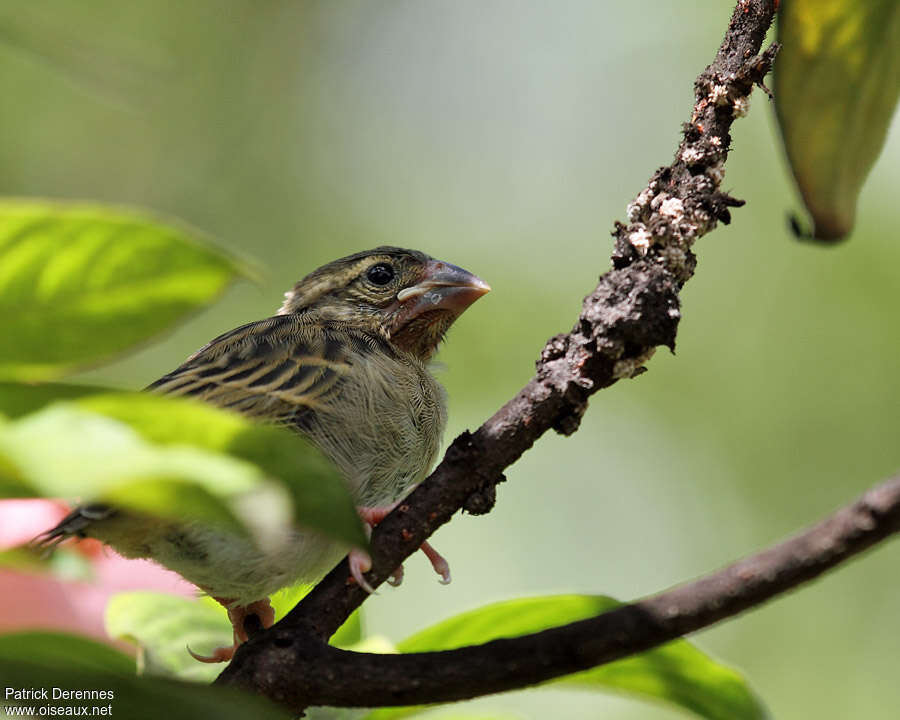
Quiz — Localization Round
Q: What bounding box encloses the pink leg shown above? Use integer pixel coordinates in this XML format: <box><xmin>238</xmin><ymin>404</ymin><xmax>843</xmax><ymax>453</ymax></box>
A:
<box><xmin>349</xmin><ymin>504</ymin><xmax>451</xmax><ymax>591</ymax></box>
<box><xmin>188</xmin><ymin>597</ymin><xmax>275</xmax><ymax>663</ymax></box>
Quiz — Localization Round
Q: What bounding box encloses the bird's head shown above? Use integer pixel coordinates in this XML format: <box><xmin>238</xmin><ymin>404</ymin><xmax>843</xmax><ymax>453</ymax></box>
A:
<box><xmin>278</xmin><ymin>247</ymin><xmax>490</xmax><ymax>360</ymax></box>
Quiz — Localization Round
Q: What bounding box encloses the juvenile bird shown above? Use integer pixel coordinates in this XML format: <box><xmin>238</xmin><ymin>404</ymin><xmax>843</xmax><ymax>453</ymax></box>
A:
<box><xmin>38</xmin><ymin>247</ymin><xmax>489</xmax><ymax>661</ymax></box>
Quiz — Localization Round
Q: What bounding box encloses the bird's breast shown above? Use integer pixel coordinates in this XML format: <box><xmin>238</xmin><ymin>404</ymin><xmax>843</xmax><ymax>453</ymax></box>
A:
<box><xmin>297</xmin><ymin>347</ymin><xmax>447</xmax><ymax>506</ymax></box>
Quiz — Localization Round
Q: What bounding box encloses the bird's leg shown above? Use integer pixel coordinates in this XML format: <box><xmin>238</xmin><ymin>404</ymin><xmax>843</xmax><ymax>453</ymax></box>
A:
<box><xmin>187</xmin><ymin>596</ymin><xmax>275</xmax><ymax>663</ymax></box>
<box><xmin>348</xmin><ymin>503</ymin><xmax>451</xmax><ymax>592</ymax></box>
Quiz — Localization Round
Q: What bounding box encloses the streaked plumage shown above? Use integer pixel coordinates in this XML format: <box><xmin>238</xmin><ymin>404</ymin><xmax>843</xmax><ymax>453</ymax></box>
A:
<box><xmin>147</xmin><ymin>314</ymin><xmax>446</xmax><ymax>507</ymax></box>
<box><xmin>38</xmin><ymin>246</ymin><xmax>489</xmax><ymax>661</ymax></box>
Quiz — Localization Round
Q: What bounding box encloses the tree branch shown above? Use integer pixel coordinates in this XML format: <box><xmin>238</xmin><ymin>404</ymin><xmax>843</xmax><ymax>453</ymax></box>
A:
<box><xmin>217</xmin><ymin>475</ymin><xmax>900</xmax><ymax>708</ymax></box>
<box><xmin>217</xmin><ymin>0</ymin><xmax>785</xmax><ymax>707</ymax></box>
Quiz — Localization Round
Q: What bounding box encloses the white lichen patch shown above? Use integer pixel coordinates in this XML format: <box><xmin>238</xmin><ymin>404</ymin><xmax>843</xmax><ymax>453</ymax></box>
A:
<box><xmin>628</xmin><ymin>226</ymin><xmax>653</xmax><ymax>255</ymax></box>
<box><xmin>733</xmin><ymin>95</ymin><xmax>750</xmax><ymax>118</ymax></box>
<box><xmin>659</xmin><ymin>196</ymin><xmax>685</xmax><ymax>221</ymax></box>
<box><xmin>681</xmin><ymin>146</ymin><xmax>705</xmax><ymax>164</ymax></box>
<box><xmin>691</xmin><ymin>207</ymin><xmax>712</xmax><ymax>233</ymax></box>
<box><xmin>710</xmin><ymin>84</ymin><xmax>730</xmax><ymax>106</ymax></box>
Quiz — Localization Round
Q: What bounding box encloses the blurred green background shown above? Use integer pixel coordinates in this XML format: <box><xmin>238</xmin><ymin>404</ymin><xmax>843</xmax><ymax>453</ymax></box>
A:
<box><xmin>1</xmin><ymin>1</ymin><xmax>898</xmax><ymax>718</ymax></box>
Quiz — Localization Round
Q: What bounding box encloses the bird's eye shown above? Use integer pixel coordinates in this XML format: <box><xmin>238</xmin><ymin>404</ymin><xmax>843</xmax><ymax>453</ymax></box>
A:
<box><xmin>366</xmin><ymin>263</ymin><xmax>395</xmax><ymax>286</ymax></box>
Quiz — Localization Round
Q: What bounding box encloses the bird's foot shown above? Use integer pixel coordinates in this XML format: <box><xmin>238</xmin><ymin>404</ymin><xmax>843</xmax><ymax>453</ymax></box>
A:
<box><xmin>348</xmin><ymin>504</ymin><xmax>451</xmax><ymax>592</ymax></box>
<box><xmin>187</xmin><ymin>597</ymin><xmax>275</xmax><ymax>663</ymax></box>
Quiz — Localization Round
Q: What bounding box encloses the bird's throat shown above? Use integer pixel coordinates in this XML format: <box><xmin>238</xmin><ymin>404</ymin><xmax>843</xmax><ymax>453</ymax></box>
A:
<box><xmin>389</xmin><ymin>310</ymin><xmax>453</xmax><ymax>362</ymax></box>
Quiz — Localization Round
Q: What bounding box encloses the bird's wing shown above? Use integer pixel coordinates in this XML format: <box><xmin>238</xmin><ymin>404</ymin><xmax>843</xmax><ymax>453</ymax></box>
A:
<box><xmin>146</xmin><ymin>314</ymin><xmax>384</xmax><ymax>429</ymax></box>
<box><xmin>35</xmin><ymin>315</ymin><xmax>386</xmax><ymax>548</ymax></box>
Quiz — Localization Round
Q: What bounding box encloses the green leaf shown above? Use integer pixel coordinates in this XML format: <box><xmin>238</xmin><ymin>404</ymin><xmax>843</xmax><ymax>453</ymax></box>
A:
<box><xmin>775</xmin><ymin>0</ymin><xmax>900</xmax><ymax>241</ymax></box>
<box><xmin>0</xmin><ymin>404</ymin><xmax>260</xmax><ymax>538</ymax></box>
<box><xmin>0</xmin><ymin>393</ymin><xmax>366</xmax><ymax>549</ymax></box>
<box><xmin>364</xmin><ymin>596</ymin><xmax>768</xmax><ymax>720</ymax></box>
<box><xmin>0</xmin><ymin>631</ymin><xmax>292</xmax><ymax>719</ymax></box>
<box><xmin>0</xmin><ymin>380</ymin><xmax>110</xmax><ymax>418</ymax></box>
<box><xmin>0</xmin><ymin>631</ymin><xmax>136</xmax><ymax>674</ymax></box>
<box><xmin>78</xmin><ymin>392</ymin><xmax>366</xmax><ymax>548</ymax></box>
<box><xmin>107</xmin><ymin>589</ymin><xmax>362</xmax><ymax>682</ymax></box>
<box><xmin>330</xmin><ymin>605</ymin><xmax>364</xmax><ymax>649</ymax></box>
<box><xmin>0</xmin><ymin>200</ymin><xmax>245</xmax><ymax>380</ymax></box>
<box><xmin>106</xmin><ymin>592</ymin><xmax>231</xmax><ymax>683</ymax></box>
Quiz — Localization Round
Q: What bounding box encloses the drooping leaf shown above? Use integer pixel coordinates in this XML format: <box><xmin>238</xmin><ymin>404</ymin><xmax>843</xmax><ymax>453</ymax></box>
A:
<box><xmin>0</xmin><ymin>394</ymin><xmax>365</xmax><ymax>549</ymax></box>
<box><xmin>0</xmin><ymin>631</ymin><xmax>291</xmax><ymax>719</ymax></box>
<box><xmin>0</xmin><ymin>200</ymin><xmax>246</xmax><ymax>380</ymax></box>
<box><xmin>0</xmin><ymin>405</ymin><xmax>260</xmax><ymax>538</ymax></box>
<box><xmin>77</xmin><ymin>392</ymin><xmax>366</xmax><ymax>548</ymax></box>
<box><xmin>775</xmin><ymin>0</ymin><xmax>900</xmax><ymax>241</ymax></box>
<box><xmin>364</xmin><ymin>596</ymin><xmax>768</xmax><ymax>720</ymax></box>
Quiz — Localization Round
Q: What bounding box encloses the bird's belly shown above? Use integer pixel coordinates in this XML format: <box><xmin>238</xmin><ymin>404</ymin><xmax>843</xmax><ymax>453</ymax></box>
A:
<box><xmin>144</xmin><ymin>523</ymin><xmax>344</xmax><ymax>604</ymax></box>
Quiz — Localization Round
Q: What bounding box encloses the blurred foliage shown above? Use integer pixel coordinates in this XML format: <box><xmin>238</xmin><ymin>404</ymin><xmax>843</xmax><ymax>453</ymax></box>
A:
<box><xmin>0</xmin><ymin>389</ymin><xmax>364</xmax><ymax>549</ymax></box>
<box><xmin>105</xmin><ymin>588</ymin><xmax>361</xmax><ymax>684</ymax></box>
<box><xmin>0</xmin><ymin>1</ymin><xmax>897</xmax><ymax>719</ymax></box>
<box><xmin>0</xmin><ymin>380</ymin><xmax>108</xmax><ymax>417</ymax></box>
<box><xmin>106</xmin><ymin>591</ymin><xmax>235</xmax><ymax>683</ymax></box>
<box><xmin>775</xmin><ymin>0</ymin><xmax>900</xmax><ymax>241</ymax></box>
<box><xmin>0</xmin><ymin>631</ymin><xmax>291</xmax><ymax>719</ymax></box>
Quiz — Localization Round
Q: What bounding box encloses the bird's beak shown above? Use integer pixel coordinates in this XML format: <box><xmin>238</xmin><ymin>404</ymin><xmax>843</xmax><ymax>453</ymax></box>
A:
<box><xmin>396</xmin><ymin>260</ymin><xmax>491</xmax><ymax>319</ymax></box>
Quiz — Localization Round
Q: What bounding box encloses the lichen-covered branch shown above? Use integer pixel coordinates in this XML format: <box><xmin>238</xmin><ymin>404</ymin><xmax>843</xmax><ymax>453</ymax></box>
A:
<box><xmin>217</xmin><ymin>0</ymin><xmax>783</xmax><ymax>707</ymax></box>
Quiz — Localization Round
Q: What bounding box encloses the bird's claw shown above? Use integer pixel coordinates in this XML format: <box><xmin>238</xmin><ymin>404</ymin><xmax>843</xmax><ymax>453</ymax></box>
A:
<box><xmin>187</xmin><ymin>643</ymin><xmax>237</xmax><ymax>664</ymax></box>
<box><xmin>348</xmin><ymin>548</ymin><xmax>377</xmax><ymax>594</ymax></box>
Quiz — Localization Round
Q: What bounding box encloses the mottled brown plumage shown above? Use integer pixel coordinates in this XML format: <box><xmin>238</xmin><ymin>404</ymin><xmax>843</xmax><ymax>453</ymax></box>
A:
<box><xmin>39</xmin><ymin>246</ymin><xmax>489</xmax><ymax>661</ymax></box>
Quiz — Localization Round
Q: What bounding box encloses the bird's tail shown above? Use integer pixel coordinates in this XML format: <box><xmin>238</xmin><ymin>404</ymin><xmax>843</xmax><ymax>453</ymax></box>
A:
<box><xmin>31</xmin><ymin>503</ymin><xmax>115</xmax><ymax>552</ymax></box>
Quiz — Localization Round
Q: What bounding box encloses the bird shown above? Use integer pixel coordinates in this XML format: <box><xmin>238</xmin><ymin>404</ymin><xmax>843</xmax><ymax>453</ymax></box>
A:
<box><xmin>36</xmin><ymin>246</ymin><xmax>490</xmax><ymax>662</ymax></box>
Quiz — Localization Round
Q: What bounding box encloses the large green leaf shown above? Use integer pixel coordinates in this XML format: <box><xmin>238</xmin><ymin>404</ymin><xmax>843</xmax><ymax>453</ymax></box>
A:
<box><xmin>0</xmin><ymin>200</ymin><xmax>245</xmax><ymax>380</ymax></box>
<box><xmin>365</xmin><ymin>596</ymin><xmax>768</xmax><ymax>720</ymax></box>
<box><xmin>775</xmin><ymin>0</ymin><xmax>900</xmax><ymax>241</ymax></box>
<box><xmin>0</xmin><ymin>405</ymin><xmax>262</xmax><ymax>537</ymax></box>
<box><xmin>78</xmin><ymin>392</ymin><xmax>366</xmax><ymax>547</ymax></box>
<box><xmin>0</xmin><ymin>393</ymin><xmax>366</xmax><ymax>548</ymax></box>
<box><xmin>0</xmin><ymin>631</ymin><xmax>291</xmax><ymax>719</ymax></box>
